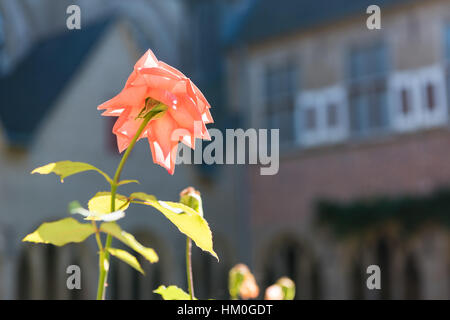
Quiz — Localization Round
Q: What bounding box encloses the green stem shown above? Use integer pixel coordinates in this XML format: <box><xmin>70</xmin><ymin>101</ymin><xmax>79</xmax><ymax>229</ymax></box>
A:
<box><xmin>96</xmin><ymin>109</ymin><xmax>156</xmax><ymax>300</ymax></box>
<box><xmin>186</xmin><ymin>237</ymin><xmax>194</xmax><ymax>300</ymax></box>
<box><xmin>92</xmin><ymin>221</ymin><xmax>103</xmax><ymax>251</ymax></box>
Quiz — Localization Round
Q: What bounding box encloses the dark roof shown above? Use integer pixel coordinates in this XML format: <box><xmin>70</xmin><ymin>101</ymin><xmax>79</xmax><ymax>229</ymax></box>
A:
<box><xmin>226</xmin><ymin>0</ymin><xmax>418</xmax><ymax>46</ymax></box>
<box><xmin>0</xmin><ymin>18</ymin><xmax>112</xmax><ymax>146</ymax></box>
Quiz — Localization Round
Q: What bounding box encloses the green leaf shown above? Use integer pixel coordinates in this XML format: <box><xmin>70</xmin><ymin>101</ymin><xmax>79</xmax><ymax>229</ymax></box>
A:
<box><xmin>118</xmin><ymin>179</ymin><xmax>140</xmax><ymax>186</ymax></box>
<box><xmin>130</xmin><ymin>192</ymin><xmax>218</xmax><ymax>260</ymax></box>
<box><xmin>31</xmin><ymin>161</ymin><xmax>113</xmax><ymax>184</ymax></box>
<box><xmin>153</xmin><ymin>285</ymin><xmax>194</xmax><ymax>300</ymax></box>
<box><xmin>130</xmin><ymin>192</ymin><xmax>157</xmax><ymax>202</ymax></box>
<box><xmin>107</xmin><ymin>248</ymin><xmax>144</xmax><ymax>274</ymax></box>
<box><xmin>100</xmin><ymin>222</ymin><xmax>158</xmax><ymax>263</ymax></box>
<box><xmin>88</xmin><ymin>192</ymin><xmax>129</xmax><ymax>214</ymax></box>
<box><xmin>23</xmin><ymin>217</ymin><xmax>95</xmax><ymax>246</ymax></box>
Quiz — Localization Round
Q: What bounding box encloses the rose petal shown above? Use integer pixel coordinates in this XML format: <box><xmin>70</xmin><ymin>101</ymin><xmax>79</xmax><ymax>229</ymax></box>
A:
<box><xmin>134</xmin><ymin>49</ymin><xmax>159</xmax><ymax>69</ymax></box>
<box><xmin>98</xmin><ymin>86</ymin><xmax>147</xmax><ymax>111</ymax></box>
<box><xmin>147</xmin><ymin>114</ymin><xmax>179</xmax><ymax>174</ymax></box>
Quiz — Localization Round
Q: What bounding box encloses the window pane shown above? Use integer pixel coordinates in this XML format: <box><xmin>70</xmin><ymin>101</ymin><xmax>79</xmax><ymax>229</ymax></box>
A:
<box><xmin>264</xmin><ymin>62</ymin><xmax>297</xmax><ymax>143</ymax></box>
<box><xmin>425</xmin><ymin>83</ymin><xmax>436</xmax><ymax>111</ymax></box>
<box><xmin>268</xmin><ymin>110</ymin><xmax>294</xmax><ymax>142</ymax></box>
<box><xmin>350</xmin><ymin>50</ymin><xmax>364</xmax><ymax>79</ymax></box>
<box><xmin>372</xmin><ymin>45</ymin><xmax>388</xmax><ymax>75</ymax></box>
<box><xmin>349</xmin><ymin>94</ymin><xmax>366</xmax><ymax>134</ymax></box>
<box><xmin>401</xmin><ymin>89</ymin><xmax>410</xmax><ymax>115</ymax></box>
<box><xmin>348</xmin><ymin>43</ymin><xmax>388</xmax><ymax>136</ymax></box>
<box><xmin>305</xmin><ymin>108</ymin><xmax>317</xmax><ymax>130</ymax></box>
<box><xmin>369</xmin><ymin>88</ymin><xmax>388</xmax><ymax>129</ymax></box>
<box><xmin>326</xmin><ymin>103</ymin><xmax>338</xmax><ymax>128</ymax></box>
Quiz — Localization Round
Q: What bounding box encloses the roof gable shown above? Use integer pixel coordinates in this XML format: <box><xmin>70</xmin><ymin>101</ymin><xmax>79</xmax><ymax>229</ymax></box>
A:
<box><xmin>0</xmin><ymin>17</ymin><xmax>112</xmax><ymax>146</ymax></box>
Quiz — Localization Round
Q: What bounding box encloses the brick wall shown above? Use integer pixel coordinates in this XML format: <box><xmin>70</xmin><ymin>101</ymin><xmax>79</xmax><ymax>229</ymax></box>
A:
<box><xmin>250</xmin><ymin>128</ymin><xmax>450</xmax><ymax>235</ymax></box>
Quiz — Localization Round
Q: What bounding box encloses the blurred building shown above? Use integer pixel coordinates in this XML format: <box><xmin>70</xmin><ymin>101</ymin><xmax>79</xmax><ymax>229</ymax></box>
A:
<box><xmin>226</xmin><ymin>0</ymin><xmax>450</xmax><ymax>299</ymax></box>
<box><xmin>0</xmin><ymin>0</ymin><xmax>239</xmax><ymax>300</ymax></box>
<box><xmin>1</xmin><ymin>0</ymin><xmax>449</xmax><ymax>301</ymax></box>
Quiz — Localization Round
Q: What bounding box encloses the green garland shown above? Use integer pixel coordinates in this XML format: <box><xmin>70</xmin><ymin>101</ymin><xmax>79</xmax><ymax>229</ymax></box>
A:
<box><xmin>316</xmin><ymin>188</ymin><xmax>450</xmax><ymax>238</ymax></box>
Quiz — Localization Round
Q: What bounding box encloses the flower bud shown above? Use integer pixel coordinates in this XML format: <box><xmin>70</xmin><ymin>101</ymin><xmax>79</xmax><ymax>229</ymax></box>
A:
<box><xmin>264</xmin><ymin>277</ymin><xmax>296</xmax><ymax>300</ymax></box>
<box><xmin>264</xmin><ymin>284</ymin><xmax>284</xmax><ymax>300</ymax></box>
<box><xmin>180</xmin><ymin>187</ymin><xmax>203</xmax><ymax>217</ymax></box>
<box><xmin>229</xmin><ymin>263</ymin><xmax>259</xmax><ymax>299</ymax></box>
<box><xmin>276</xmin><ymin>277</ymin><xmax>295</xmax><ymax>300</ymax></box>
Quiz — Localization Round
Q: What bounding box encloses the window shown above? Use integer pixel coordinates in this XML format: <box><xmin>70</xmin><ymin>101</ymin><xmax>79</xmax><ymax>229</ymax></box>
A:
<box><xmin>401</xmin><ymin>88</ymin><xmax>411</xmax><ymax>116</ymax></box>
<box><xmin>389</xmin><ymin>73</ymin><xmax>417</xmax><ymax>131</ymax></box>
<box><xmin>419</xmin><ymin>69</ymin><xmax>447</xmax><ymax>126</ymax></box>
<box><xmin>296</xmin><ymin>86</ymin><xmax>348</xmax><ymax>146</ymax></box>
<box><xmin>348</xmin><ymin>44</ymin><xmax>389</xmax><ymax>137</ymax></box>
<box><xmin>326</xmin><ymin>103</ymin><xmax>339</xmax><ymax>128</ymax></box>
<box><xmin>445</xmin><ymin>25</ymin><xmax>450</xmax><ymax>111</ymax></box>
<box><xmin>390</xmin><ymin>66</ymin><xmax>447</xmax><ymax>131</ymax></box>
<box><xmin>263</xmin><ymin>61</ymin><xmax>298</xmax><ymax>144</ymax></box>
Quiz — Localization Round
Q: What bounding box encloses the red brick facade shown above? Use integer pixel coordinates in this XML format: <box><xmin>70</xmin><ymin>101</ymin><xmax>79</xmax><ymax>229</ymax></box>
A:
<box><xmin>250</xmin><ymin>128</ymin><xmax>450</xmax><ymax>230</ymax></box>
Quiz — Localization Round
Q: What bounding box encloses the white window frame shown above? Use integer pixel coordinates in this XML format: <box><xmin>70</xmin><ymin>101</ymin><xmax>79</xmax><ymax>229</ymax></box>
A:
<box><xmin>389</xmin><ymin>65</ymin><xmax>448</xmax><ymax>132</ymax></box>
<box><xmin>295</xmin><ymin>85</ymin><xmax>348</xmax><ymax>147</ymax></box>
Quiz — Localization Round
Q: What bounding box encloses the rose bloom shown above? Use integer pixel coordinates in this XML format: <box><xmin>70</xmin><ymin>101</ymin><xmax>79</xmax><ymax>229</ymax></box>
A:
<box><xmin>98</xmin><ymin>49</ymin><xmax>213</xmax><ymax>174</ymax></box>
<box><xmin>264</xmin><ymin>284</ymin><xmax>284</xmax><ymax>300</ymax></box>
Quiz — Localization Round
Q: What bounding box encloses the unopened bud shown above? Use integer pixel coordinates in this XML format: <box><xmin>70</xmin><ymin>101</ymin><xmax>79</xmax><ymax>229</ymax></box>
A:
<box><xmin>264</xmin><ymin>284</ymin><xmax>283</xmax><ymax>300</ymax></box>
<box><xmin>180</xmin><ymin>187</ymin><xmax>203</xmax><ymax>217</ymax></box>
<box><xmin>229</xmin><ymin>263</ymin><xmax>259</xmax><ymax>299</ymax></box>
<box><xmin>264</xmin><ymin>277</ymin><xmax>296</xmax><ymax>300</ymax></box>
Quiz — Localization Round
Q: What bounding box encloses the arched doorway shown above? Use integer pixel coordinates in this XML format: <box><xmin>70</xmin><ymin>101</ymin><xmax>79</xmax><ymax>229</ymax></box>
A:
<box><xmin>107</xmin><ymin>231</ymin><xmax>168</xmax><ymax>300</ymax></box>
<box><xmin>17</xmin><ymin>241</ymin><xmax>93</xmax><ymax>299</ymax></box>
<box><xmin>350</xmin><ymin>253</ymin><xmax>365</xmax><ymax>300</ymax></box>
<box><xmin>376</xmin><ymin>237</ymin><xmax>392</xmax><ymax>299</ymax></box>
<box><xmin>17</xmin><ymin>246</ymin><xmax>32</xmax><ymax>299</ymax></box>
<box><xmin>192</xmin><ymin>234</ymin><xmax>233</xmax><ymax>299</ymax></box>
<box><xmin>404</xmin><ymin>253</ymin><xmax>420</xmax><ymax>299</ymax></box>
<box><xmin>262</xmin><ymin>235</ymin><xmax>320</xmax><ymax>299</ymax></box>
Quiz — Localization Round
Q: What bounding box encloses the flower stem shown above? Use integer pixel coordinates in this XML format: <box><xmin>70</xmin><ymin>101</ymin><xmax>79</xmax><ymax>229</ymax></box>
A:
<box><xmin>186</xmin><ymin>237</ymin><xmax>195</xmax><ymax>300</ymax></box>
<box><xmin>96</xmin><ymin>109</ymin><xmax>156</xmax><ymax>300</ymax></box>
<box><xmin>92</xmin><ymin>221</ymin><xmax>103</xmax><ymax>251</ymax></box>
